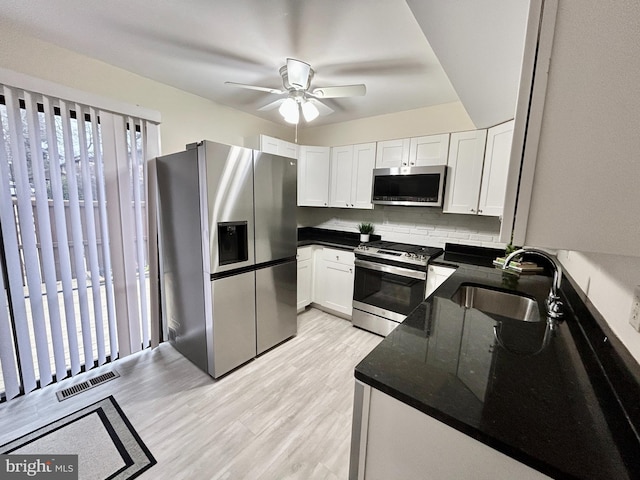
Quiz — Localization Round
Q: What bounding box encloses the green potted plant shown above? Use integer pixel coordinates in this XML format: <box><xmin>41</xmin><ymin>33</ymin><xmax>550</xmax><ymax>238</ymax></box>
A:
<box><xmin>357</xmin><ymin>222</ymin><xmax>374</xmax><ymax>242</ymax></box>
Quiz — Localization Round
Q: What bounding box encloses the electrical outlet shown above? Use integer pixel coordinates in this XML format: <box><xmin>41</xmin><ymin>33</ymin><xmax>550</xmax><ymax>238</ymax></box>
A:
<box><xmin>629</xmin><ymin>285</ymin><xmax>640</xmax><ymax>332</ymax></box>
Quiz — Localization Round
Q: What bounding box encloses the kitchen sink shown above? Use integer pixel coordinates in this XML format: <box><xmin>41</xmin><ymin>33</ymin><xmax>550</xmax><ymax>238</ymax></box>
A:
<box><xmin>451</xmin><ymin>285</ymin><xmax>542</xmax><ymax>322</ymax></box>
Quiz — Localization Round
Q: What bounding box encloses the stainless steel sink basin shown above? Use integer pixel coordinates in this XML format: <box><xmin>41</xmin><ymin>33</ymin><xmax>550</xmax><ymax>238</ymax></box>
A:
<box><xmin>451</xmin><ymin>285</ymin><xmax>541</xmax><ymax>322</ymax></box>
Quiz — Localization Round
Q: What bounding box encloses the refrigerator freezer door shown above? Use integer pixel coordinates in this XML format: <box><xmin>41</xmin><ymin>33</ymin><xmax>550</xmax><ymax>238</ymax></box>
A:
<box><xmin>253</xmin><ymin>152</ymin><xmax>298</xmax><ymax>264</ymax></box>
<box><xmin>256</xmin><ymin>260</ymin><xmax>297</xmax><ymax>355</ymax></box>
<box><xmin>204</xmin><ymin>141</ymin><xmax>255</xmax><ymax>274</ymax></box>
<box><xmin>210</xmin><ymin>270</ymin><xmax>257</xmax><ymax>377</ymax></box>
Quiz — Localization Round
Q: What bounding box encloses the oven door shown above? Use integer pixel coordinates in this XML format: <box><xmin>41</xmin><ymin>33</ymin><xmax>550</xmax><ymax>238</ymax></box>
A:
<box><xmin>353</xmin><ymin>259</ymin><xmax>427</xmax><ymax>322</ymax></box>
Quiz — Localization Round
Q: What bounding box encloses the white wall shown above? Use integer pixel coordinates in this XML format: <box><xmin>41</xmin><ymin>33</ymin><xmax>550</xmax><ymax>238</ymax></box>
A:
<box><xmin>523</xmin><ymin>0</ymin><xmax>640</xmax><ymax>257</ymax></box>
<box><xmin>299</xmin><ymin>102</ymin><xmax>474</xmax><ymax>146</ymax></box>
<box><xmin>557</xmin><ymin>251</ymin><xmax>640</xmax><ymax>364</ymax></box>
<box><xmin>298</xmin><ymin>207</ymin><xmax>503</xmax><ymax>250</ymax></box>
<box><xmin>0</xmin><ymin>18</ymin><xmax>291</xmax><ymax>154</ymax></box>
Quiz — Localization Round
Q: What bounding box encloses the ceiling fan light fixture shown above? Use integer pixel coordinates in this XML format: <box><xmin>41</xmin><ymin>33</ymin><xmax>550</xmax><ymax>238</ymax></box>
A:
<box><xmin>284</xmin><ymin>112</ymin><xmax>300</xmax><ymax>125</ymax></box>
<box><xmin>301</xmin><ymin>100</ymin><xmax>319</xmax><ymax>122</ymax></box>
<box><xmin>279</xmin><ymin>97</ymin><xmax>298</xmax><ymax>118</ymax></box>
<box><xmin>283</xmin><ymin>110</ymin><xmax>299</xmax><ymax>124</ymax></box>
<box><xmin>279</xmin><ymin>97</ymin><xmax>299</xmax><ymax>124</ymax></box>
<box><xmin>286</xmin><ymin>58</ymin><xmax>311</xmax><ymax>90</ymax></box>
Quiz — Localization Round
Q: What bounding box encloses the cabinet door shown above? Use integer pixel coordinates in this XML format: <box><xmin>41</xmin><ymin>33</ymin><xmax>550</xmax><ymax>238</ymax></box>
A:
<box><xmin>425</xmin><ymin>265</ymin><xmax>456</xmax><ymax>298</ymax></box>
<box><xmin>409</xmin><ymin>134</ymin><xmax>450</xmax><ymax>167</ymax></box>
<box><xmin>362</xmin><ymin>388</ymin><xmax>552</xmax><ymax>480</ymax></box>
<box><xmin>298</xmin><ymin>146</ymin><xmax>330</xmax><ymax>207</ymax></box>
<box><xmin>478</xmin><ymin>120</ymin><xmax>514</xmax><ymax>217</ymax></box>
<box><xmin>322</xmin><ymin>261</ymin><xmax>354</xmax><ymax>316</ymax></box>
<box><xmin>316</xmin><ymin>248</ymin><xmax>355</xmax><ymax>317</ymax></box>
<box><xmin>329</xmin><ymin>145</ymin><xmax>354</xmax><ymax>208</ymax></box>
<box><xmin>375</xmin><ymin>138</ymin><xmax>410</xmax><ymax>168</ymax></box>
<box><xmin>443</xmin><ymin>130</ymin><xmax>487</xmax><ymax>214</ymax></box>
<box><xmin>297</xmin><ymin>259</ymin><xmax>312</xmax><ymax>311</ymax></box>
<box><xmin>260</xmin><ymin>135</ymin><xmax>280</xmax><ymax>155</ymax></box>
<box><xmin>351</xmin><ymin>143</ymin><xmax>377</xmax><ymax>209</ymax></box>
<box><xmin>278</xmin><ymin>140</ymin><xmax>298</xmax><ymax>159</ymax></box>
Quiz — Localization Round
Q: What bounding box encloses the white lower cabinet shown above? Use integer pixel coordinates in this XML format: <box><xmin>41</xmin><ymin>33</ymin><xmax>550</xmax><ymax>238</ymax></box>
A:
<box><xmin>350</xmin><ymin>383</ymin><xmax>552</xmax><ymax>480</ymax></box>
<box><xmin>425</xmin><ymin>264</ymin><xmax>456</xmax><ymax>298</ymax></box>
<box><xmin>315</xmin><ymin>247</ymin><xmax>355</xmax><ymax>317</ymax></box>
<box><xmin>296</xmin><ymin>246</ymin><xmax>313</xmax><ymax>311</ymax></box>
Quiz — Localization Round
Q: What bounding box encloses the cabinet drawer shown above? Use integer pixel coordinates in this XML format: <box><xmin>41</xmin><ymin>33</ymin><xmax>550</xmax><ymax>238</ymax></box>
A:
<box><xmin>321</xmin><ymin>247</ymin><xmax>355</xmax><ymax>266</ymax></box>
<box><xmin>297</xmin><ymin>246</ymin><xmax>313</xmax><ymax>261</ymax></box>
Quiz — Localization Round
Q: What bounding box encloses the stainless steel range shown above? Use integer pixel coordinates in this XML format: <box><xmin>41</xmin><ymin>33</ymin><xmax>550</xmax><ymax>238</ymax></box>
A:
<box><xmin>352</xmin><ymin>241</ymin><xmax>443</xmax><ymax>336</ymax></box>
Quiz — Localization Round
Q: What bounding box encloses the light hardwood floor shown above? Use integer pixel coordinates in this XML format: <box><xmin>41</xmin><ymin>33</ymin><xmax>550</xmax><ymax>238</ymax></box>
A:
<box><xmin>0</xmin><ymin>308</ymin><xmax>382</xmax><ymax>479</ymax></box>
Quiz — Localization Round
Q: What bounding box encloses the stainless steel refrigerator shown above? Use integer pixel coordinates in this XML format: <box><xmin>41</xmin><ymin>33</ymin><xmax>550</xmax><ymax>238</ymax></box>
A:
<box><xmin>156</xmin><ymin>140</ymin><xmax>297</xmax><ymax>378</ymax></box>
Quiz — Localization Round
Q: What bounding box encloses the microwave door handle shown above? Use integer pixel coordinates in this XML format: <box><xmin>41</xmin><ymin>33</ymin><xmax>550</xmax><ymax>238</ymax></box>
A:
<box><xmin>354</xmin><ymin>259</ymin><xmax>426</xmax><ymax>280</ymax></box>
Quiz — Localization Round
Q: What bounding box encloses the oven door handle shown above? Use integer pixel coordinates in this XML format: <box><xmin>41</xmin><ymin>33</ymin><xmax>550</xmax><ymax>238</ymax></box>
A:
<box><xmin>354</xmin><ymin>259</ymin><xmax>427</xmax><ymax>280</ymax></box>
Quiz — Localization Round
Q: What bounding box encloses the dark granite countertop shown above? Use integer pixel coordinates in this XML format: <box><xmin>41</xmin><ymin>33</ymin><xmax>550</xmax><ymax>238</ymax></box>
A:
<box><xmin>355</xmin><ymin>249</ymin><xmax>640</xmax><ymax>479</ymax></box>
<box><xmin>297</xmin><ymin>227</ymin><xmax>381</xmax><ymax>250</ymax></box>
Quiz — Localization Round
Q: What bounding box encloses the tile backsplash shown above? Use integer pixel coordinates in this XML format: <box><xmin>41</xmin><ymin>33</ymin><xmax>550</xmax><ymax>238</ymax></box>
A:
<box><xmin>297</xmin><ymin>206</ymin><xmax>506</xmax><ymax>249</ymax></box>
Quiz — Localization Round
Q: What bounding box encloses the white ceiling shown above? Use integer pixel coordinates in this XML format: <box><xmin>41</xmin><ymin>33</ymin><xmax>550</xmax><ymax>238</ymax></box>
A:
<box><xmin>0</xmin><ymin>0</ymin><xmax>466</xmax><ymax>127</ymax></box>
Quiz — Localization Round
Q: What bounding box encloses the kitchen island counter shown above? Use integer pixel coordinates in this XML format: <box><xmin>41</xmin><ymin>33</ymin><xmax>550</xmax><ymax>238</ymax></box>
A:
<box><xmin>354</xmin><ymin>252</ymin><xmax>640</xmax><ymax>479</ymax></box>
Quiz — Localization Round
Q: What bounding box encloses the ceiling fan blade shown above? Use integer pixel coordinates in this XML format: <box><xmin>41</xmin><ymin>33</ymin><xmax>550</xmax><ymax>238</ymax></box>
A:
<box><xmin>224</xmin><ymin>81</ymin><xmax>284</xmax><ymax>95</ymax></box>
<box><xmin>286</xmin><ymin>58</ymin><xmax>311</xmax><ymax>90</ymax></box>
<box><xmin>309</xmin><ymin>84</ymin><xmax>366</xmax><ymax>98</ymax></box>
<box><xmin>258</xmin><ymin>98</ymin><xmax>286</xmax><ymax>111</ymax></box>
<box><xmin>307</xmin><ymin>98</ymin><xmax>334</xmax><ymax>116</ymax></box>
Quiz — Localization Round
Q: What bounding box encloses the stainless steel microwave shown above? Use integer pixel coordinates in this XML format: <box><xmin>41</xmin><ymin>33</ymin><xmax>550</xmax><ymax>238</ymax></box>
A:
<box><xmin>372</xmin><ymin>165</ymin><xmax>447</xmax><ymax>207</ymax></box>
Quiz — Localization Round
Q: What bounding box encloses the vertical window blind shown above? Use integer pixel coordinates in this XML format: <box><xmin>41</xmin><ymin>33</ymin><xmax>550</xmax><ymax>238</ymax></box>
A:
<box><xmin>0</xmin><ymin>83</ymin><xmax>161</xmax><ymax>400</ymax></box>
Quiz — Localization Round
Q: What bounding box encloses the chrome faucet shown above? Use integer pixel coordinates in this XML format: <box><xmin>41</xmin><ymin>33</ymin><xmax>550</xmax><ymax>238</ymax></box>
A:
<box><xmin>503</xmin><ymin>248</ymin><xmax>564</xmax><ymax>321</ymax></box>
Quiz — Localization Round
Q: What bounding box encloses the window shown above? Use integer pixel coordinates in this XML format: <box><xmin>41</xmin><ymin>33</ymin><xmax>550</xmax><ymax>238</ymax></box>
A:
<box><xmin>0</xmin><ymin>83</ymin><xmax>160</xmax><ymax>401</ymax></box>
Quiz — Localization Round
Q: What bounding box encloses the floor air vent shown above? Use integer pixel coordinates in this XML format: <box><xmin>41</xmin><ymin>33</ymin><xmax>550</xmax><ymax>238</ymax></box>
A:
<box><xmin>56</xmin><ymin>370</ymin><xmax>120</xmax><ymax>401</ymax></box>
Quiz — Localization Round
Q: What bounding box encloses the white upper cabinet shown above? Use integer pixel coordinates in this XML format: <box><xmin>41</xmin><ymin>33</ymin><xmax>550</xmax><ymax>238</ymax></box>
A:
<box><xmin>330</xmin><ymin>145</ymin><xmax>353</xmax><ymax>208</ymax></box>
<box><xmin>351</xmin><ymin>143</ymin><xmax>377</xmax><ymax>208</ymax></box>
<box><xmin>408</xmin><ymin>134</ymin><xmax>450</xmax><ymax>166</ymax></box>
<box><xmin>478</xmin><ymin>120</ymin><xmax>514</xmax><ymax>217</ymax></box>
<box><xmin>260</xmin><ymin>135</ymin><xmax>280</xmax><ymax>155</ymax></box>
<box><xmin>376</xmin><ymin>135</ymin><xmax>449</xmax><ymax>168</ymax></box>
<box><xmin>443</xmin><ymin>129</ymin><xmax>488</xmax><ymax>215</ymax></box>
<box><xmin>330</xmin><ymin>143</ymin><xmax>376</xmax><ymax>209</ymax></box>
<box><xmin>279</xmin><ymin>141</ymin><xmax>298</xmax><ymax>159</ymax></box>
<box><xmin>375</xmin><ymin>139</ymin><xmax>410</xmax><ymax>168</ymax></box>
<box><xmin>298</xmin><ymin>145</ymin><xmax>331</xmax><ymax>207</ymax></box>
<box><xmin>246</xmin><ymin>134</ymin><xmax>298</xmax><ymax>158</ymax></box>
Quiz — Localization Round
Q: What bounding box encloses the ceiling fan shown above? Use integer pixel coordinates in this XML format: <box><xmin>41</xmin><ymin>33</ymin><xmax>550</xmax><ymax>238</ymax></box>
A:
<box><xmin>225</xmin><ymin>58</ymin><xmax>366</xmax><ymax>124</ymax></box>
